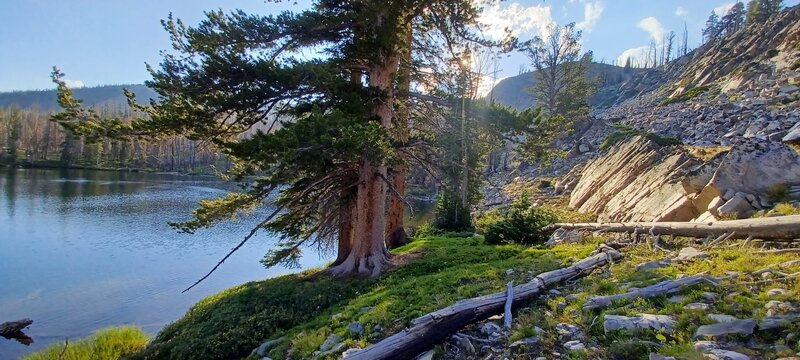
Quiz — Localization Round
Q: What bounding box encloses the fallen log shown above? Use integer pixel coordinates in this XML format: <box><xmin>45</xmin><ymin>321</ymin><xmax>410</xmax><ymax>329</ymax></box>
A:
<box><xmin>551</xmin><ymin>215</ymin><xmax>800</xmax><ymax>241</ymax></box>
<box><xmin>0</xmin><ymin>318</ymin><xmax>33</xmax><ymax>336</ymax></box>
<box><xmin>583</xmin><ymin>274</ymin><xmax>713</xmax><ymax>310</ymax></box>
<box><xmin>343</xmin><ymin>246</ymin><xmax>622</xmax><ymax>360</ymax></box>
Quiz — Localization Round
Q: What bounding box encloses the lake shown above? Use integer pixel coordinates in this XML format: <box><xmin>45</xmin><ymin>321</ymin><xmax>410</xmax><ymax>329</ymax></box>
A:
<box><xmin>0</xmin><ymin>168</ymin><xmax>331</xmax><ymax>359</ymax></box>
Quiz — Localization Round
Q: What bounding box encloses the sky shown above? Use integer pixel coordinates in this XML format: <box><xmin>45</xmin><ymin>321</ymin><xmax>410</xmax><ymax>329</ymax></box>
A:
<box><xmin>1</xmin><ymin>0</ymin><xmax>798</xmax><ymax>92</ymax></box>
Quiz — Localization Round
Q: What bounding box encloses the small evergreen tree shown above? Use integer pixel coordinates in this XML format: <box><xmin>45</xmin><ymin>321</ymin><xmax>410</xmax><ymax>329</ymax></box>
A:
<box><xmin>702</xmin><ymin>11</ymin><xmax>722</xmax><ymax>43</ymax></box>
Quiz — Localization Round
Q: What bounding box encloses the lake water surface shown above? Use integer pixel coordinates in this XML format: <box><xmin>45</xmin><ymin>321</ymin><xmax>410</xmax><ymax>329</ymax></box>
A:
<box><xmin>0</xmin><ymin>168</ymin><xmax>330</xmax><ymax>359</ymax></box>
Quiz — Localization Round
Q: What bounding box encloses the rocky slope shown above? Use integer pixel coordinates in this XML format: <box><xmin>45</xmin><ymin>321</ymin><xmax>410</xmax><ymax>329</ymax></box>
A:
<box><xmin>491</xmin><ymin>5</ymin><xmax>800</xmax><ymax>222</ymax></box>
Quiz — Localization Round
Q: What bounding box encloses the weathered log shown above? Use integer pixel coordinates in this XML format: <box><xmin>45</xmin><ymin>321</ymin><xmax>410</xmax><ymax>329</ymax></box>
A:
<box><xmin>583</xmin><ymin>274</ymin><xmax>713</xmax><ymax>310</ymax></box>
<box><xmin>0</xmin><ymin>318</ymin><xmax>33</xmax><ymax>336</ymax></box>
<box><xmin>551</xmin><ymin>215</ymin><xmax>800</xmax><ymax>240</ymax></box>
<box><xmin>343</xmin><ymin>246</ymin><xmax>622</xmax><ymax>360</ymax></box>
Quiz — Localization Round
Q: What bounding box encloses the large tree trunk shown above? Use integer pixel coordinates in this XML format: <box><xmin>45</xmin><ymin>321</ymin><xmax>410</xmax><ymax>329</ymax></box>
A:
<box><xmin>328</xmin><ymin>53</ymin><xmax>399</xmax><ymax>277</ymax></box>
<box><xmin>385</xmin><ymin>24</ymin><xmax>412</xmax><ymax>249</ymax></box>
<box><xmin>344</xmin><ymin>246</ymin><xmax>622</xmax><ymax>359</ymax></box>
<box><xmin>333</xmin><ymin>198</ymin><xmax>355</xmax><ymax>266</ymax></box>
<box><xmin>552</xmin><ymin>215</ymin><xmax>800</xmax><ymax>240</ymax></box>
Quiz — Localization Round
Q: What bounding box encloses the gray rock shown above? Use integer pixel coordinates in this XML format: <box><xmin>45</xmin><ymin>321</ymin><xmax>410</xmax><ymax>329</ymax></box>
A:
<box><xmin>767</xmin><ymin>288</ymin><xmax>792</xmax><ymax>297</ymax></box>
<box><xmin>759</xmin><ymin>314</ymin><xmax>800</xmax><ymax>331</ymax></box>
<box><xmin>320</xmin><ymin>334</ymin><xmax>343</xmax><ymax>352</ymax></box>
<box><xmin>252</xmin><ymin>336</ymin><xmax>285</xmax><ymax>357</ymax></box>
<box><xmin>563</xmin><ymin>340</ymin><xmax>585</xmax><ymax>351</ymax></box>
<box><xmin>479</xmin><ymin>322</ymin><xmax>502</xmax><ymax>336</ymax></box>
<box><xmin>717</xmin><ymin>195</ymin><xmax>754</xmax><ymax>218</ymax></box>
<box><xmin>708</xmin><ymin>314</ymin><xmax>738</xmax><ymax>323</ymax></box>
<box><xmin>413</xmin><ymin>349</ymin><xmax>435</xmax><ymax>360</ymax></box>
<box><xmin>684</xmin><ymin>302</ymin><xmax>711</xmax><ymax>311</ymax></box>
<box><xmin>604</xmin><ymin>314</ymin><xmax>676</xmax><ymax>334</ymax></box>
<box><xmin>359</xmin><ymin>306</ymin><xmax>373</xmax><ymax>313</ymax></box>
<box><xmin>556</xmin><ymin>323</ymin><xmax>584</xmax><ymax>341</ymax></box>
<box><xmin>674</xmin><ymin>247</ymin><xmax>709</xmax><ymax>261</ymax></box>
<box><xmin>649</xmin><ymin>354</ymin><xmax>676</xmax><ymax>360</ymax></box>
<box><xmin>668</xmin><ymin>295</ymin><xmax>686</xmax><ymax>304</ymax></box>
<box><xmin>347</xmin><ymin>322</ymin><xmax>364</xmax><ymax>336</ymax></box>
<box><xmin>694</xmin><ymin>340</ymin><xmax>719</xmax><ymax>351</ymax></box>
<box><xmin>453</xmin><ymin>334</ymin><xmax>475</xmax><ymax>355</ymax></box>
<box><xmin>579</xmin><ymin>143</ymin><xmax>591</xmax><ymax>153</ymax></box>
<box><xmin>341</xmin><ymin>348</ymin><xmax>362</xmax><ymax>358</ymax></box>
<box><xmin>547</xmin><ymin>228</ymin><xmax>582</xmax><ymax>247</ymax></box>
<box><xmin>636</xmin><ymin>260</ymin><xmax>671</xmax><ymax>271</ymax></box>
<box><xmin>510</xmin><ymin>336</ymin><xmax>540</xmax><ymax>351</ymax></box>
<box><xmin>693</xmin><ymin>319</ymin><xmax>756</xmax><ymax>339</ymax></box>
<box><xmin>706</xmin><ymin>349</ymin><xmax>751</xmax><ymax>360</ymax></box>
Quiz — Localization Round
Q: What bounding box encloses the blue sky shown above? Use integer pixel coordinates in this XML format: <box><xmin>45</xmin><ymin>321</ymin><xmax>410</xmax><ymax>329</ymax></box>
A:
<box><xmin>1</xmin><ymin>0</ymin><xmax>797</xmax><ymax>92</ymax></box>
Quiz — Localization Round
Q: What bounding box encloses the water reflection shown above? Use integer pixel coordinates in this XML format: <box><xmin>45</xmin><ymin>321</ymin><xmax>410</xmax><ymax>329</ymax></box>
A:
<box><xmin>0</xmin><ymin>168</ymin><xmax>331</xmax><ymax>358</ymax></box>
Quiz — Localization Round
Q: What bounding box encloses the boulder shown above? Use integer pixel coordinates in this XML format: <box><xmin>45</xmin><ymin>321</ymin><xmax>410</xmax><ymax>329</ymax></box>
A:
<box><xmin>347</xmin><ymin>322</ymin><xmax>364</xmax><ymax>336</ymax></box>
<box><xmin>562</xmin><ymin>340</ymin><xmax>585</xmax><ymax>352</ymax></box>
<box><xmin>556</xmin><ymin>323</ymin><xmax>584</xmax><ymax>341</ymax></box>
<box><xmin>320</xmin><ymin>334</ymin><xmax>343</xmax><ymax>352</ymax></box>
<box><xmin>717</xmin><ymin>195</ymin><xmax>754</xmax><ymax>218</ymax></box>
<box><xmin>693</xmin><ymin>319</ymin><xmax>756</xmax><ymax>339</ymax></box>
<box><xmin>708</xmin><ymin>314</ymin><xmax>738</xmax><ymax>323</ymax></box>
<box><xmin>603</xmin><ymin>314</ymin><xmax>676</xmax><ymax>334</ymax></box>
<box><xmin>547</xmin><ymin>228</ymin><xmax>583</xmax><ymax>247</ymax></box>
<box><xmin>684</xmin><ymin>303</ymin><xmax>710</xmax><ymax>311</ymax></box>
<box><xmin>674</xmin><ymin>247</ymin><xmax>708</xmax><ymax>261</ymax></box>
<box><xmin>706</xmin><ymin>349</ymin><xmax>751</xmax><ymax>360</ymax></box>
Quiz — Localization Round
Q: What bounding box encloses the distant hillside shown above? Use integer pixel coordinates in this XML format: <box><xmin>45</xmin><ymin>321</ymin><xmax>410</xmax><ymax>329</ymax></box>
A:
<box><xmin>0</xmin><ymin>84</ymin><xmax>158</xmax><ymax>112</ymax></box>
<box><xmin>487</xmin><ymin>63</ymin><xmax>642</xmax><ymax>111</ymax></box>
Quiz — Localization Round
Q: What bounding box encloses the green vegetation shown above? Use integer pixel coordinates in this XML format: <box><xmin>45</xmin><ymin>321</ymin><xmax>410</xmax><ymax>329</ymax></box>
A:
<box><xmin>484</xmin><ymin>190</ymin><xmax>558</xmax><ymax>245</ymax></box>
<box><xmin>601</xmin><ymin>123</ymin><xmax>682</xmax><ymax>150</ymax></box>
<box><xmin>129</xmin><ymin>236</ymin><xmax>599</xmax><ymax>360</ymax></box>
<box><xmin>23</xmin><ymin>327</ymin><xmax>147</xmax><ymax>360</ymax></box>
<box><xmin>659</xmin><ymin>85</ymin><xmax>710</xmax><ymax>106</ymax></box>
<box><xmin>766</xmin><ymin>183</ymin><xmax>792</xmax><ymax>203</ymax></box>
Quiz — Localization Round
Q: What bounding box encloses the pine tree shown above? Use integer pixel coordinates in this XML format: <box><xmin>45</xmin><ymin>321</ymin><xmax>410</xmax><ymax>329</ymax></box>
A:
<box><xmin>721</xmin><ymin>2</ymin><xmax>746</xmax><ymax>36</ymax></box>
<box><xmin>702</xmin><ymin>11</ymin><xmax>722</xmax><ymax>43</ymax></box>
<box><xmin>51</xmin><ymin>1</ymin><xmax>532</xmax><ymax>282</ymax></box>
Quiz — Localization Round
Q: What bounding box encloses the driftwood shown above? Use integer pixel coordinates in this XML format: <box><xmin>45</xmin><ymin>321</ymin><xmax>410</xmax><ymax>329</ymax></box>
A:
<box><xmin>0</xmin><ymin>318</ymin><xmax>32</xmax><ymax>336</ymax></box>
<box><xmin>756</xmin><ymin>248</ymin><xmax>800</xmax><ymax>254</ymax></box>
<box><xmin>583</xmin><ymin>274</ymin><xmax>713</xmax><ymax>309</ymax></box>
<box><xmin>344</xmin><ymin>246</ymin><xmax>622</xmax><ymax>360</ymax></box>
<box><xmin>551</xmin><ymin>215</ymin><xmax>800</xmax><ymax>241</ymax></box>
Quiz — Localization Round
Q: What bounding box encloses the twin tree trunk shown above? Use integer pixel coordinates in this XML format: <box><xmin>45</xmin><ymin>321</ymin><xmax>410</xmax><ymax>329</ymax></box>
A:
<box><xmin>329</xmin><ymin>54</ymin><xmax>400</xmax><ymax>278</ymax></box>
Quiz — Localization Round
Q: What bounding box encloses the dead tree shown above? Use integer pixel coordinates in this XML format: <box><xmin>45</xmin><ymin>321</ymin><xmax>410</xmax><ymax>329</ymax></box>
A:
<box><xmin>551</xmin><ymin>216</ymin><xmax>800</xmax><ymax>241</ymax></box>
<box><xmin>344</xmin><ymin>246</ymin><xmax>622</xmax><ymax>360</ymax></box>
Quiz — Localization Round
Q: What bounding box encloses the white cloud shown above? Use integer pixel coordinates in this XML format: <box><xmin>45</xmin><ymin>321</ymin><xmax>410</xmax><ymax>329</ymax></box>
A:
<box><xmin>616</xmin><ymin>46</ymin><xmax>650</xmax><ymax>67</ymax></box>
<box><xmin>479</xmin><ymin>2</ymin><xmax>554</xmax><ymax>41</ymax></box>
<box><xmin>675</xmin><ymin>6</ymin><xmax>688</xmax><ymax>18</ymax></box>
<box><xmin>637</xmin><ymin>16</ymin><xmax>665</xmax><ymax>42</ymax></box>
<box><xmin>576</xmin><ymin>1</ymin><xmax>604</xmax><ymax>32</ymax></box>
<box><xmin>714</xmin><ymin>2</ymin><xmax>735</xmax><ymax>16</ymax></box>
<box><xmin>63</xmin><ymin>79</ymin><xmax>85</xmax><ymax>88</ymax></box>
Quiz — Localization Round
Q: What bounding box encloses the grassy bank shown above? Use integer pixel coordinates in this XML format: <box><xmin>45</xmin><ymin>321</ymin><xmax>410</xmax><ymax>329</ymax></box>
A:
<box><xmin>23</xmin><ymin>327</ymin><xmax>148</xmax><ymax>360</ymax></box>
<box><xmin>126</xmin><ymin>235</ymin><xmax>599</xmax><ymax>360</ymax></box>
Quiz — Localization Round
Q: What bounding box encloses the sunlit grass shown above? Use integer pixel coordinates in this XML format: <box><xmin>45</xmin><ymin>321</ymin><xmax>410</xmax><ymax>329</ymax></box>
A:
<box><xmin>23</xmin><ymin>326</ymin><xmax>148</xmax><ymax>360</ymax></box>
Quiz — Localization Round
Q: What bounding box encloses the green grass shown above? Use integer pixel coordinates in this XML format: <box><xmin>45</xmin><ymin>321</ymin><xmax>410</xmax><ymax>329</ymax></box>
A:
<box><xmin>601</xmin><ymin>123</ymin><xmax>682</xmax><ymax>151</ymax></box>
<box><xmin>23</xmin><ymin>326</ymin><xmax>148</xmax><ymax>360</ymax></box>
<box><xmin>659</xmin><ymin>85</ymin><xmax>710</xmax><ymax>106</ymax></box>
<box><xmin>128</xmin><ymin>236</ymin><xmax>599</xmax><ymax>360</ymax></box>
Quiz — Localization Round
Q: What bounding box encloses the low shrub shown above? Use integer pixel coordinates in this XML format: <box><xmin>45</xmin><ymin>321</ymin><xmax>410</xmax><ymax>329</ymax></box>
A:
<box><xmin>485</xmin><ymin>190</ymin><xmax>558</xmax><ymax>245</ymax></box>
<box><xmin>659</xmin><ymin>85</ymin><xmax>710</xmax><ymax>106</ymax></box>
<box><xmin>601</xmin><ymin>123</ymin><xmax>681</xmax><ymax>151</ymax></box>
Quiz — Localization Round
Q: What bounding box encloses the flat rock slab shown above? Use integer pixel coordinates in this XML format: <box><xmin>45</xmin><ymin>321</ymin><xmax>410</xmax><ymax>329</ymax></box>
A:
<box><xmin>636</xmin><ymin>260</ymin><xmax>672</xmax><ymax>271</ymax></box>
<box><xmin>604</xmin><ymin>314</ymin><xmax>676</xmax><ymax>334</ymax></box>
<box><xmin>694</xmin><ymin>319</ymin><xmax>756</xmax><ymax>339</ymax></box>
<box><xmin>758</xmin><ymin>314</ymin><xmax>800</xmax><ymax>331</ymax></box>
<box><xmin>674</xmin><ymin>247</ymin><xmax>709</xmax><ymax>261</ymax></box>
<box><xmin>706</xmin><ymin>349</ymin><xmax>751</xmax><ymax>360</ymax></box>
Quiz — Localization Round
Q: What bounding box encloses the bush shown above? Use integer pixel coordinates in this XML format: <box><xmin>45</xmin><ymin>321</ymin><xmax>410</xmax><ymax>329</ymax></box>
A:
<box><xmin>485</xmin><ymin>190</ymin><xmax>558</xmax><ymax>245</ymax></box>
<box><xmin>432</xmin><ymin>191</ymin><xmax>473</xmax><ymax>232</ymax></box>
<box><xmin>473</xmin><ymin>209</ymin><xmax>503</xmax><ymax>234</ymax></box>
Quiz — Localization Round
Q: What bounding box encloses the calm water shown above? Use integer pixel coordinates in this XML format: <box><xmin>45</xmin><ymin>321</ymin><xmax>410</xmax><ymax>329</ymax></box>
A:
<box><xmin>0</xmin><ymin>168</ymin><xmax>330</xmax><ymax>359</ymax></box>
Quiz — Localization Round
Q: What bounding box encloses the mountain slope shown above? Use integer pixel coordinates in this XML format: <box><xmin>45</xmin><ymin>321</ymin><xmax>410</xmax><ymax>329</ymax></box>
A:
<box><xmin>0</xmin><ymin>84</ymin><xmax>158</xmax><ymax>112</ymax></box>
<box><xmin>487</xmin><ymin>63</ymin><xmax>642</xmax><ymax>111</ymax></box>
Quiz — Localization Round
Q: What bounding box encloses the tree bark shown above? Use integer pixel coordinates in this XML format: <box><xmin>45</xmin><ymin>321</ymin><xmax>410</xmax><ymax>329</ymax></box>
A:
<box><xmin>583</xmin><ymin>274</ymin><xmax>712</xmax><ymax>309</ymax></box>
<box><xmin>385</xmin><ymin>23</ymin><xmax>412</xmax><ymax>249</ymax></box>
<box><xmin>333</xmin><ymin>197</ymin><xmax>355</xmax><ymax>266</ymax></box>
<box><xmin>551</xmin><ymin>215</ymin><xmax>800</xmax><ymax>240</ymax></box>
<box><xmin>344</xmin><ymin>246</ymin><xmax>622</xmax><ymax>359</ymax></box>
